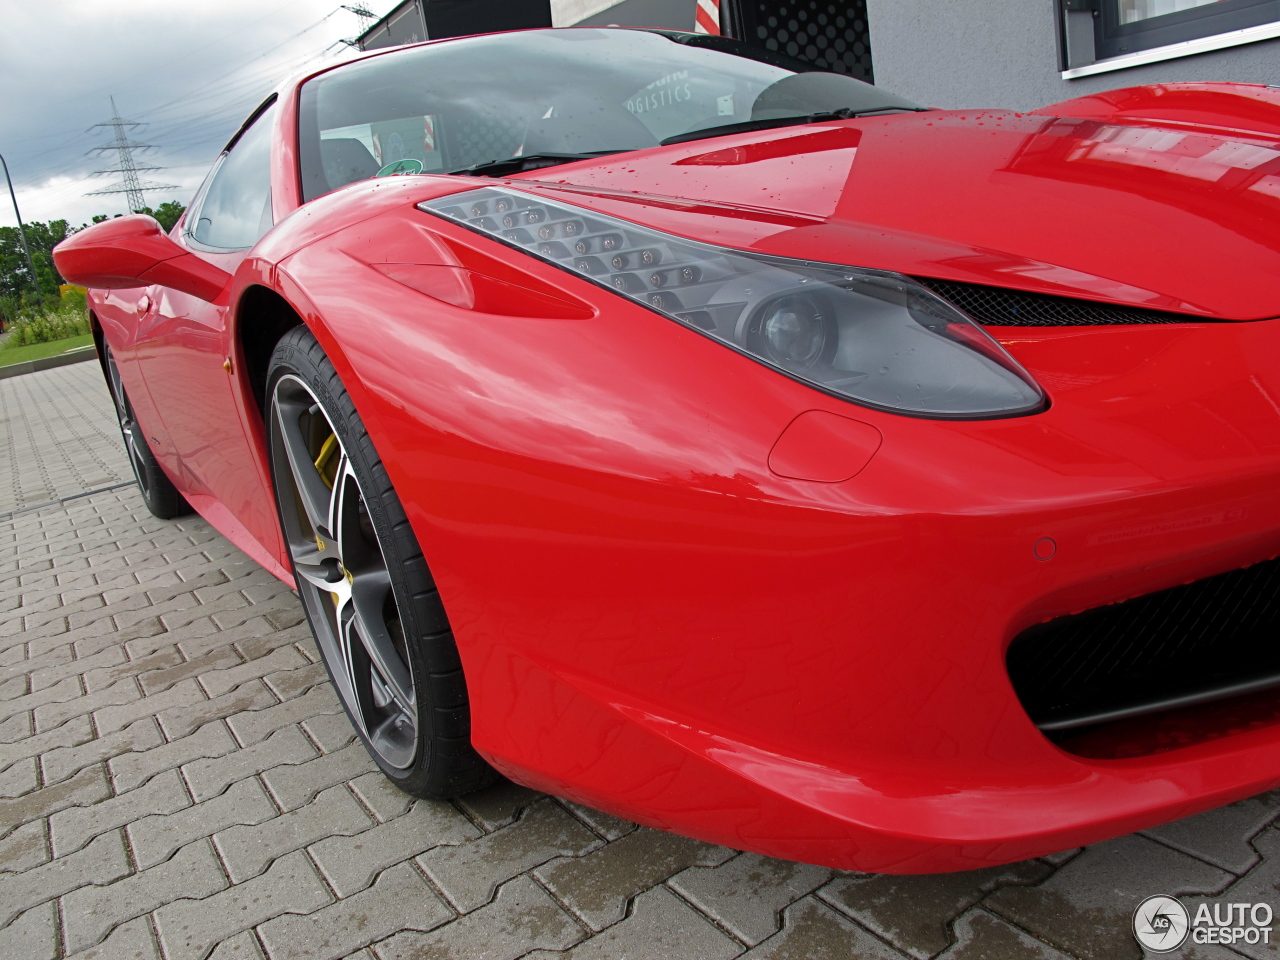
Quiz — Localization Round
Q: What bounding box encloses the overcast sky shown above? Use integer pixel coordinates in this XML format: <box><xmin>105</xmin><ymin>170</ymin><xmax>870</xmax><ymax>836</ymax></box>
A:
<box><xmin>0</xmin><ymin>0</ymin><xmax>391</xmax><ymax>230</ymax></box>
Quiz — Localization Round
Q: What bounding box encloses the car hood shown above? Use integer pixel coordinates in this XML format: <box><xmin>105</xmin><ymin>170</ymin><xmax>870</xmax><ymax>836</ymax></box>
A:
<box><xmin>511</xmin><ymin>110</ymin><xmax>1280</xmax><ymax>320</ymax></box>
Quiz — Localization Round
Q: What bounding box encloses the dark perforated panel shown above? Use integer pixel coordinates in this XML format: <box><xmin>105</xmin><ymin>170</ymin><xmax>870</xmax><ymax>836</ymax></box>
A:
<box><xmin>731</xmin><ymin>1</ymin><xmax>873</xmax><ymax>82</ymax></box>
<box><xmin>916</xmin><ymin>278</ymin><xmax>1205</xmax><ymax>326</ymax></box>
<box><xmin>1008</xmin><ymin>556</ymin><xmax>1280</xmax><ymax>732</ymax></box>
<box><xmin>446</xmin><ymin>115</ymin><xmax>523</xmax><ymax>172</ymax></box>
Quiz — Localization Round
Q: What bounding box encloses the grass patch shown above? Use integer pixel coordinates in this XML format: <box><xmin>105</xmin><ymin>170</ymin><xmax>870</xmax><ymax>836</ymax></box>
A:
<box><xmin>0</xmin><ymin>334</ymin><xmax>96</xmax><ymax>368</ymax></box>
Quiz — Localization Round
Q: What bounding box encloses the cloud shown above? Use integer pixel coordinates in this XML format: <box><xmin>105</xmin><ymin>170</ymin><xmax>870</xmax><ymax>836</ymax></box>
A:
<box><xmin>0</xmin><ymin>0</ymin><xmax>377</xmax><ymax>228</ymax></box>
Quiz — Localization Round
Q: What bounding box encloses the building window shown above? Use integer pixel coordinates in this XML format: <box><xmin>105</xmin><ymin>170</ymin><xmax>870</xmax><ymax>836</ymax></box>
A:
<box><xmin>1060</xmin><ymin>0</ymin><xmax>1280</xmax><ymax>77</ymax></box>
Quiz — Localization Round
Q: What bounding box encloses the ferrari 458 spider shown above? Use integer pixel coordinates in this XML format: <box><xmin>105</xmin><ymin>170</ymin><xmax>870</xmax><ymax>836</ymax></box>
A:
<box><xmin>53</xmin><ymin>27</ymin><xmax>1280</xmax><ymax>873</ymax></box>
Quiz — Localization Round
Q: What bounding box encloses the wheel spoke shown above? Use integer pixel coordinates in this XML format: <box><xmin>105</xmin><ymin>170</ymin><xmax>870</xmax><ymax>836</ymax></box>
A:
<box><xmin>335</xmin><ymin>602</ymin><xmax>370</xmax><ymax>734</ymax></box>
<box><xmin>348</xmin><ymin>569</ymin><xmax>415</xmax><ymax>714</ymax></box>
<box><xmin>272</xmin><ymin>395</ymin><xmax>338</xmax><ymax>538</ymax></box>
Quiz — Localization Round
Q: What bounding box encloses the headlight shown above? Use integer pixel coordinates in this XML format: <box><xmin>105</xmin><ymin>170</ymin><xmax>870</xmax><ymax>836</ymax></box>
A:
<box><xmin>419</xmin><ymin>187</ymin><xmax>1045</xmax><ymax>419</ymax></box>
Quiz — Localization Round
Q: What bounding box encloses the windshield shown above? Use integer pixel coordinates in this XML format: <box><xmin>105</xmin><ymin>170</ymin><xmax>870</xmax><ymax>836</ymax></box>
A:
<box><xmin>298</xmin><ymin>28</ymin><xmax>919</xmax><ymax>201</ymax></box>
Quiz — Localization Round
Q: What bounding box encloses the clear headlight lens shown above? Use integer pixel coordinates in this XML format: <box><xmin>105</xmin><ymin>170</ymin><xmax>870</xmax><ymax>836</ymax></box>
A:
<box><xmin>419</xmin><ymin>187</ymin><xmax>1045</xmax><ymax>419</ymax></box>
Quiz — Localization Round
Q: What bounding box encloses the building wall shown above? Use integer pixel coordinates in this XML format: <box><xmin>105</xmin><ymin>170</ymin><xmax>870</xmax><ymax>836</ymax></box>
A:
<box><xmin>574</xmin><ymin>0</ymin><xmax>695</xmax><ymax>29</ymax></box>
<box><xmin>552</xmin><ymin>0</ymin><xmax>695</xmax><ymax>30</ymax></box>
<box><xmin>865</xmin><ymin>0</ymin><xmax>1280</xmax><ymax>111</ymax></box>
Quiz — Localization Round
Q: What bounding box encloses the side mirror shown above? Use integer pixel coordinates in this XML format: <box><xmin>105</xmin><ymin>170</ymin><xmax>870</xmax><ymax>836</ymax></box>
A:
<box><xmin>53</xmin><ymin>214</ymin><xmax>231</xmax><ymax>303</ymax></box>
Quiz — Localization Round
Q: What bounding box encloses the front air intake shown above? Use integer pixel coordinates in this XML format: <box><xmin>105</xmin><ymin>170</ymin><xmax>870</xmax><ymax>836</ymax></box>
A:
<box><xmin>1007</xmin><ymin>555</ymin><xmax>1280</xmax><ymax>734</ymax></box>
<box><xmin>915</xmin><ymin>278</ymin><xmax>1210</xmax><ymax>327</ymax></box>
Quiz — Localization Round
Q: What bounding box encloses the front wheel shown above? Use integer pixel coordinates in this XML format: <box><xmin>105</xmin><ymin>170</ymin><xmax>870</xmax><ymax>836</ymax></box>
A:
<box><xmin>265</xmin><ymin>326</ymin><xmax>495</xmax><ymax>798</ymax></box>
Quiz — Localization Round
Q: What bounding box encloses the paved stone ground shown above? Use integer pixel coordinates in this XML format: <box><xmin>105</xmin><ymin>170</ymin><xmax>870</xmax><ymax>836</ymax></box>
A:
<box><xmin>2</xmin><ymin>362</ymin><xmax>1279</xmax><ymax>960</ymax></box>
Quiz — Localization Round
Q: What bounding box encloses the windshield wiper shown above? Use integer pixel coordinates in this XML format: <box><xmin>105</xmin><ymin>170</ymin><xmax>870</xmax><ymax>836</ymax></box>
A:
<box><xmin>660</xmin><ymin>107</ymin><xmax>929</xmax><ymax>147</ymax></box>
<box><xmin>448</xmin><ymin>151</ymin><xmax>629</xmax><ymax>178</ymax></box>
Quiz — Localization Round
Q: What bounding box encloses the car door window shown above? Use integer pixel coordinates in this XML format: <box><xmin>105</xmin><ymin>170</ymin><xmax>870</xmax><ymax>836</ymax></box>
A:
<box><xmin>190</xmin><ymin>101</ymin><xmax>276</xmax><ymax>250</ymax></box>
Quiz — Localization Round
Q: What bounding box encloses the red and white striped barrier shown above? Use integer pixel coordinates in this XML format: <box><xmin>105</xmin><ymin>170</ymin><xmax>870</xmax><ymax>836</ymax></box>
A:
<box><xmin>694</xmin><ymin>0</ymin><xmax>721</xmax><ymax>35</ymax></box>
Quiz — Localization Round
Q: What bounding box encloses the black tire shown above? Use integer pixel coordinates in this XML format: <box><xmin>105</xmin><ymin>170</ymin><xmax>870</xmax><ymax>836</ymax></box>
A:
<box><xmin>102</xmin><ymin>342</ymin><xmax>192</xmax><ymax>520</ymax></box>
<box><xmin>265</xmin><ymin>326</ymin><xmax>496</xmax><ymax>798</ymax></box>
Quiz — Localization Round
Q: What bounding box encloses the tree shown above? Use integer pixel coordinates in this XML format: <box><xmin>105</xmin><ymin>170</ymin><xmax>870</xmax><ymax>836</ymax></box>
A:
<box><xmin>0</xmin><ymin>202</ymin><xmax>186</xmax><ymax>310</ymax></box>
<box><xmin>0</xmin><ymin>219</ymin><xmax>69</xmax><ymax>302</ymax></box>
<box><xmin>134</xmin><ymin>201</ymin><xmax>186</xmax><ymax>233</ymax></box>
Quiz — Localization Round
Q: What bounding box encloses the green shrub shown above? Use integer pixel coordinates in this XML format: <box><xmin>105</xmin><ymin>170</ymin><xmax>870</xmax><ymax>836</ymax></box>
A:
<box><xmin>4</xmin><ymin>299</ymin><xmax>91</xmax><ymax>347</ymax></box>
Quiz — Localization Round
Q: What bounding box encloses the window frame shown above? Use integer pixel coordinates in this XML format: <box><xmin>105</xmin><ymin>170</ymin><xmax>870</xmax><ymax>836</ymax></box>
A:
<box><xmin>184</xmin><ymin>95</ymin><xmax>279</xmax><ymax>254</ymax></box>
<box><xmin>1059</xmin><ymin>0</ymin><xmax>1280</xmax><ymax>77</ymax></box>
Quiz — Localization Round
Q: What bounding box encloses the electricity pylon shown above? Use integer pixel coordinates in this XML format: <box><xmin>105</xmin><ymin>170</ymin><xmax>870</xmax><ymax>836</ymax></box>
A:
<box><xmin>339</xmin><ymin>4</ymin><xmax>377</xmax><ymax>46</ymax></box>
<box><xmin>86</xmin><ymin>97</ymin><xmax>176</xmax><ymax>214</ymax></box>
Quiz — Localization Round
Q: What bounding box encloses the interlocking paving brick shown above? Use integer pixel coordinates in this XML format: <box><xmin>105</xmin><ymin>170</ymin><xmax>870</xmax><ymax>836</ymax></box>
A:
<box><xmin>383</xmin><ymin>876</ymin><xmax>585</xmax><ymax>960</ymax></box>
<box><xmin>260</xmin><ymin>861</ymin><xmax>452</xmax><ymax>960</ymax></box>
<box><xmin>264</xmin><ymin>660</ymin><xmax>328</xmax><ymax>702</ymax></box>
<box><xmin>421</xmin><ymin>798</ymin><xmax>601</xmax><ymax>913</ymax></box>
<box><xmin>260</xmin><ymin>741</ymin><xmax>376</xmax><ymax>811</ymax></box>
<box><xmin>0</xmin><ymin>829</ymin><xmax>130</xmax><ymax>927</ymax></box>
<box><xmin>739</xmin><ymin>896</ymin><xmax>909</xmax><ymax>960</ymax></box>
<box><xmin>311</xmin><ymin>799</ymin><xmax>481</xmax><ymax>898</ymax></box>
<box><xmin>563</xmin><ymin>800</ymin><xmax>638</xmax><ymax>842</ymax></box>
<box><xmin>41</xmin><ymin>717</ymin><xmax>163</xmax><ymax>786</ymax></box>
<box><xmin>671</xmin><ymin>852</ymin><xmax>832</xmax><ymax>946</ymax></box>
<box><xmin>182</xmin><ymin>724</ymin><xmax>316</xmax><ymax>802</ymax></box>
<box><xmin>1039</xmin><ymin>848</ymin><xmax>1083</xmax><ymax>867</ymax></box>
<box><xmin>527</xmin><ymin>885</ymin><xmax>740</xmax><ymax>960</ymax></box>
<box><xmin>0</xmin><ymin>764</ymin><xmax>109</xmax><ymax>839</ymax></box>
<box><xmin>206</xmin><ymin>931</ymin><xmax>267</xmax><ymax>959</ymax></box>
<box><xmin>935</xmin><ymin>909</ymin><xmax>1073</xmax><ymax>960</ymax></box>
<box><xmin>12</xmin><ymin>674</ymin><xmax>84</xmax><ymax>725</ymax></box>
<box><xmin>0</xmin><ymin>673</ymin><xmax>27</xmax><ymax>700</ymax></box>
<box><xmin>1143</xmin><ymin>794</ymin><xmax>1280</xmax><ymax>874</ymax></box>
<box><xmin>300</xmin><ymin>711</ymin><xmax>358</xmax><ymax>754</ymax></box>
<box><xmin>199</xmin><ymin>645</ymin><xmax>307</xmax><ymax>699</ymax></box>
<box><xmin>109</xmin><ymin>720</ymin><xmax>237</xmax><ymax>793</ymax></box>
<box><xmin>128</xmin><ymin>775</ymin><xmax>277</xmax><ymax>869</ymax></box>
<box><xmin>61</xmin><ymin>838</ymin><xmax>227</xmax><ymax>953</ymax></box>
<box><xmin>36</xmin><ymin>678</ymin><xmax>145</xmax><ymax>735</ymax></box>
<box><xmin>154</xmin><ymin>850</ymin><xmax>332</xmax><ymax>960</ymax></box>
<box><xmin>0</xmin><ymin>818</ymin><xmax>48</xmax><ymax>872</ymax></box>
<box><xmin>820</xmin><ymin>859</ymin><xmax>1052</xmax><ymax>958</ymax></box>
<box><xmin>214</xmin><ymin>784</ymin><xmax>372</xmax><ymax>882</ymax></box>
<box><xmin>987</xmin><ymin>834</ymin><xmax>1234</xmax><ymax>960</ymax></box>
<box><xmin>454</xmin><ymin>780</ymin><xmax>544</xmax><ymax>831</ymax></box>
<box><xmin>26</xmin><ymin>644</ymin><xmax>125</xmax><ymax>692</ymax></box>
<box><xmin>156</xmin><ymin>679</ymin><xmax>278</xmax><ymax>740</ymax></box>
<box><xmin>0</xmin><ymin>901</ymin><xmax>57</xmax><ymax>960</ymax></box>
<box><xmin>1182</xmin><ymin>827</ymin><xmax>1280</xmax><ymax>960</ymax></box>
<box><xmin>133</xmin><ymin>647</ymin><xmax>240</xmax><ymax>696</ymax></box>
<box><xmin>347</xmin><ymin>770</ymin><xmax>414</xmax><ymax>823</ymax></box>
<box><xmin>52</xmin><ymin>766</ymin><xmax>191</xmax><ymax>856</ymax></box>
<box><xmin>63</xmin><ymin>916</ymin><xmax>162</xmax><ymax>960</ymax></box>
<box><xmin>226</xmin><ymin>684</ymin><xmax>343</xmax><ymax>745</ymax></box>
<box><xmin>0</xmin><ymin>710</ymin><xmax>32</xmax><ymax>742</ymax></box>
<box><xmin>0</xmin><ymin>755</ymin><xmax>37</xmax><ymax>797</ymax></box>
<box><xmin>535</xmin><ymin>825</ymin><xmax>734</xmax><ymax>931</ymax></box>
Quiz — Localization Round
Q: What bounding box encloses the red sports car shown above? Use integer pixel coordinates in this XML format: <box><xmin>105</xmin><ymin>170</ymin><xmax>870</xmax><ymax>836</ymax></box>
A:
<box><xmin>54</xmin><ymin>27</ymin><xmax>1280</xmax><ymax>873</ymax></box>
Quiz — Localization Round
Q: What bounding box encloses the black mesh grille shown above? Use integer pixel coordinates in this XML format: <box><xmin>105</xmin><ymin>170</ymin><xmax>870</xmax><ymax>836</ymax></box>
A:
<box><xmin>915</xmin><ymin>278</ymin><xmax>1207</xmax><ymax>327</ymax></box>
<box><xmin>733</xmin><ymin>1</ymin><xmax>873</xmax><ymax>82</ymax></box>
<box><xmin>447</xmin><ymin>115</ymin><xmax>522</xmax><ymax>173</ymax></box>
<box><xmin>1007</xmin><ymin>556</ymin><xmax>1280</xmax><ymax>732</ymax></box>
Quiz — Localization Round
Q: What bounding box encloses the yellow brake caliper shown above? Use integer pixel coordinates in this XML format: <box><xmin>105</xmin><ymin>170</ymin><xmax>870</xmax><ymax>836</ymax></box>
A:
<box><xmin>312</xmin><ymin>431</ymin><xmax>343</xmax><ymax>608</ymax></box>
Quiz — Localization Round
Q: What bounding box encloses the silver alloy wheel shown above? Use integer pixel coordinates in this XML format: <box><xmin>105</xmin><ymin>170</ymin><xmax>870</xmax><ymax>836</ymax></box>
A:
<box><xmin>269</xmin><ymin>374</ymin><xmax>418</xmax><ymax>770</ymax></box>
<box><xmin>105</xmin><ymin>349</ymin><xmax>152</xmax><ymax>499</ymax></box>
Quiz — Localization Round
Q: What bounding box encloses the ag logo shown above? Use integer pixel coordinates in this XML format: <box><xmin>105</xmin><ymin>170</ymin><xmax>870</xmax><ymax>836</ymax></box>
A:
<box><xmin>1134</xmin><ymin>895</ymin><xmax>1190</xmax><ymax>952</ymax></box>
